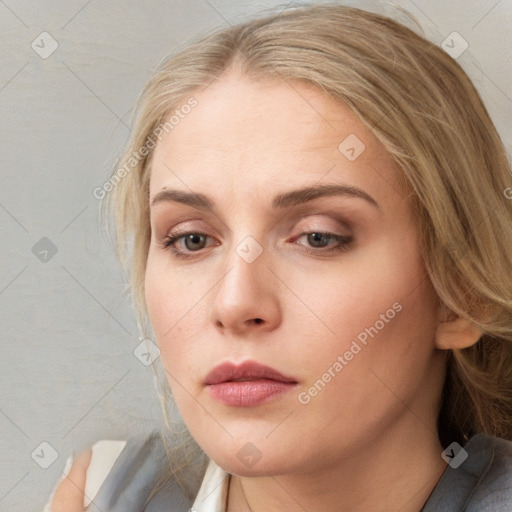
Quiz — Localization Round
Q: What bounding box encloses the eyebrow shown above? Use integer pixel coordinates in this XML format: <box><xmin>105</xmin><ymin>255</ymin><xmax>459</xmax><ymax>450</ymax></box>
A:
<box><xmin>150</xmin><ymin>184</ymin><xmax>380</xmax><ymax>211</ymax></box>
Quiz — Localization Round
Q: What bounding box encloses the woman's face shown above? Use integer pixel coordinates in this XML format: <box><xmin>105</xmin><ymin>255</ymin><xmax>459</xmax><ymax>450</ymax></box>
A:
<box><xmin>145</xmin><ymin>73</ymin><xmax>446</xmax><ymax>476</ymax></box>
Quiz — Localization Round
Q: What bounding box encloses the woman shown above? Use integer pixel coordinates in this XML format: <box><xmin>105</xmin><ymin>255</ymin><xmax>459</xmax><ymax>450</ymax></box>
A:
<box><xmin>46</xmin><ymin>3</ymin><xmax>512</xmax><ymax>511</ymax></box>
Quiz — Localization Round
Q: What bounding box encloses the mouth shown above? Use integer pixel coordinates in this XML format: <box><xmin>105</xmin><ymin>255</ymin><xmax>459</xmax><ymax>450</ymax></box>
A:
<box><xmin>204</xmin><ymin>360</ymin><xmax>298</xmax><ymax>407</ymax></box>
<box><xmin>204</xmin><ymin>360</ymin><xmax>297</xmax><ymax>385</ymax></box>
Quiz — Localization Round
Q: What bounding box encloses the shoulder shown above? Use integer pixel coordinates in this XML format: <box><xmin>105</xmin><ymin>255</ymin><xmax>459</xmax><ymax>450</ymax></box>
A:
<box><xmin>83</xmin><ymin>439</ymin><xmax>127</xmax><ymax>507</ymax></box>
<box><xmin>81</xmin><ymin>429</ymin><xmax>205</xmax><ymax>511</ymax></box>
<box><xmin>465</xmin><ymin>434</ymin><xmax>512</xmax><ymax>509</ymax></box>
<box><xmin>86</xmin><ymin>429</ymin><xmax>192</xmax><ymax>510</ymax></box>
<box><xmin>424</xmin><ymin>434</ymin><xmax>512</xmax><ymax>512</ymax></box>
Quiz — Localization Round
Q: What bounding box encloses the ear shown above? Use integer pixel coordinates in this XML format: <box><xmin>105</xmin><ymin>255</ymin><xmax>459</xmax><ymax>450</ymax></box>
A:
<box><xmin>435</xmin><ymin>307</ymin><xmax>483</xmax><ymax>350</ymax></box>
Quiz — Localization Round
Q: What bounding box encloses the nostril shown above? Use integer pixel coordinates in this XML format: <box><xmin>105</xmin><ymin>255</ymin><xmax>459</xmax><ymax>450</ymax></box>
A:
<box><xmin>253</xmin><ymin>318</ymin><xmax>264</xmax><ymax>324</ymax></box>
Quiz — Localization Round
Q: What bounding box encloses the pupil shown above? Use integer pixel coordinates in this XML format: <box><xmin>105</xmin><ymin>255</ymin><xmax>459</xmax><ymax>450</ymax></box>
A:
<box><xmin>308</xmin><ymin>233</ymin><xmax>328</xmax><ymax>247</ymax></box>
<box><xmin>185</xmin><ymin>234</ymin><xmax>205</xmax><ymax>251</ymax></box>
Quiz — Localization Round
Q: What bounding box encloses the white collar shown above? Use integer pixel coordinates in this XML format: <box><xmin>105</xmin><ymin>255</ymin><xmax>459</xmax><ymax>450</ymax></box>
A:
<box><xmin>191</xmin><ymin>458</ymin><xmax>231</xmax><ymax>511</ymax></box>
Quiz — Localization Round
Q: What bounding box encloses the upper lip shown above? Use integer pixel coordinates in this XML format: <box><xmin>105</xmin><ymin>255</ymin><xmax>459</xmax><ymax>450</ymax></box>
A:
<box><xmin>204</xmin><ymin>360</ymin><xmax>297</xmax><ymax>385</ymax></box>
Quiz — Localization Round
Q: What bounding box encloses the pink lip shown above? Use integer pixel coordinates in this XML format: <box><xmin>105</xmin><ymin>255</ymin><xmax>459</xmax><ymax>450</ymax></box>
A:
<box><xmin>204</xmin><ymin>361</ymin><xmax>298</xmax><ymax>407</ymax></box>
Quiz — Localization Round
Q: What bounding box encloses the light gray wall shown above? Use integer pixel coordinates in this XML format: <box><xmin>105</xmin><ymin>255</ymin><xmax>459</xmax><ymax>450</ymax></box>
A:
<box><xmin>0</xmin><ymin>1</ymin><xmax>510</xmax><ymax>510</ymax></box>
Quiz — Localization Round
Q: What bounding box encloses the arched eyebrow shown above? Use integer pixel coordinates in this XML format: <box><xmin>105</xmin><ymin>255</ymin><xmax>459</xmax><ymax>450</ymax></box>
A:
<box><xmin>271</xmin><ymin>184</ymin><xmax>379</xmax><ymax>210</ymax></box>
<box><xmin>150</xmin><ymin>184</ymin><xmax>380</xmax><ymax>211</ymax></box>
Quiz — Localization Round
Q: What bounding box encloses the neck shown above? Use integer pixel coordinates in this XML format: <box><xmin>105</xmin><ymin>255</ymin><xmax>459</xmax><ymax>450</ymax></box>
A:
<box><xmin>227</xmin><ymin>422</ymin><xmax>448</xmax><ymax>512</ymax></box>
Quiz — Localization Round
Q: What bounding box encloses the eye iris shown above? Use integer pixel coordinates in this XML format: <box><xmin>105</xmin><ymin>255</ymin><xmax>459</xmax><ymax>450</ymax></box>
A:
<box><xmin>308</xmin><ymin>232</ymin><xmax>330</xmax><ymax>247</ymax></box>
<box><xmin>185</xmin><ymin>234</ymin><xmax>206</xmax><ymax>251</ymax></box>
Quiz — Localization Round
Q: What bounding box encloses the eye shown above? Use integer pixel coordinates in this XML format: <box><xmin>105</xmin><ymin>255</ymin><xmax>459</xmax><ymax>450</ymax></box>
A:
<box><xmin>295</xmin><ymin>231</ymin><xmax>353</xmax><ymax>253</ymax></box>
<box><xmin>162</xmin><ymin>231</ymin><xmax>217</xmax><ymax>258</ymax></box>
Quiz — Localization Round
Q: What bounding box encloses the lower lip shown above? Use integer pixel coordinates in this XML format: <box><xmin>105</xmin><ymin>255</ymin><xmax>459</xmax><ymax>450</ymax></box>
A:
<box><xmin>207</xmin><ymin>379</ymin><xmax>297</xmax><ymax>407</ymax></box>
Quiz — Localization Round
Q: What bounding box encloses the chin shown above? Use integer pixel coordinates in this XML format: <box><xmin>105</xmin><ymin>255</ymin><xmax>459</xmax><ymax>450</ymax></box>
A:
<box><xmin>213</xmin><ymin>453</ymin><xmax>288</xmax><ymax>477</ymax></box>
<box><xmin>201</xmin><ymin>438</ymin><xmax>303</xmax><ymax>478</ymax></box>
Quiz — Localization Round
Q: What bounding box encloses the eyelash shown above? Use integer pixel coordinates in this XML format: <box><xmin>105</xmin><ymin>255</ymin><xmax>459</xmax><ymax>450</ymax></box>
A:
<box><xmin>161</xmin><ymin>231</ymin><xmax>353</xmax><ymax>259</ymax></box>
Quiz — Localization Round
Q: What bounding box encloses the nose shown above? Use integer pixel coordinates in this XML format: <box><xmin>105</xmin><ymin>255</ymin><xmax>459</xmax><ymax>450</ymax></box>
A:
<box><xmin>209</xmin><ymin>242</ymin><xmax>281</xmax><ymax>336</ymax></box>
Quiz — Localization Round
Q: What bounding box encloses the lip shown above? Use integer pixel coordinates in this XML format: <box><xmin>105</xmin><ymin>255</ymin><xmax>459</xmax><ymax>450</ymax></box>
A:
<box><xmin>204</xmin><ymin>361</ymin><xmax>298</xmax><ymax>407</ymax></box>
<box><xmin>204</xmin><ymin>360</ymin><xmax>297</xmax><ymax>385</ymax></box>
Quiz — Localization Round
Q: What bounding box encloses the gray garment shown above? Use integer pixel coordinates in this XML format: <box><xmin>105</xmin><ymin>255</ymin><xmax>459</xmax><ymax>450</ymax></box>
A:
<box><xmin>88</xmin><ymin>431</ymin><xmax>512</xmax><ymax>511</ymax></box>
<box><xmin>422</xmin><ymin>434</ymin><xmax>512</xmax><ymax>511</ymax></box>
<box><xmin>87</xmin><ymin>432</ymin><xmax>202</xmax><ymax>512</ymax></box>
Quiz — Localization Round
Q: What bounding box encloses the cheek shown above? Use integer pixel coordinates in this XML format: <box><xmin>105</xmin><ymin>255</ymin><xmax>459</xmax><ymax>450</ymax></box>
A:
<box><xmin>145</xmin><ymin>248</ymin><xmax>224</xmax><ymax>402</ymax></box>
<box><xmin>290</xmin><ymin>235</ymin><xmax>439</xmax><ymax>385</ymax></box>
<box><xmin>144</xmin><ymin>250</ymin><xmax>212</xmax><ymax>376</ymax></box>
<box><xmin>293</xmin><ymin>239</ymin><xmax>426</xmax><ymax>333</ymax></box>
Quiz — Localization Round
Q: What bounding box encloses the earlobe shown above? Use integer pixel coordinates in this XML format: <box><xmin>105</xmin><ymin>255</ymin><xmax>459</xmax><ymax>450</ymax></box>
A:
<box><xmin>435</xmin><ymin>316</ymin><xmax>483</xmax><ymax>350</ymax></box>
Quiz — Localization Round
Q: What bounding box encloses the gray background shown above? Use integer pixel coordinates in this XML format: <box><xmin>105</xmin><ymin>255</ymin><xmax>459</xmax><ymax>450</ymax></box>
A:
<box><xmin>0</xmin><ymin>0</ymin><xmax>510</xmax><ymax>510</ymax></box>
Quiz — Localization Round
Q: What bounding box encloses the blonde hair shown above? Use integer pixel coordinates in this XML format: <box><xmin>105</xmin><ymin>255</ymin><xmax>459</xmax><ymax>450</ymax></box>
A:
<box><xmin>107</xmin><ymin>2</ymin><xmax>512</xmax><ymax>497</ymax></box>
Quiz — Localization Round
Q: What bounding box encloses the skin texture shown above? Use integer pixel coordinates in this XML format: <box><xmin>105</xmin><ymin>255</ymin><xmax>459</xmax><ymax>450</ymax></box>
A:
<box><xmin>143</xmin><ymin>71</ymin><xmax>485</xmax><ymax>512</ymax></box>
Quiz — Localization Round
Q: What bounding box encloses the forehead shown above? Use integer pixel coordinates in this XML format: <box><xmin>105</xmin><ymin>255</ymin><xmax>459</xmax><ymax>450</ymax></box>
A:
<box><xmin>149</xmin><ymin>73</ymin><xmax>403</xmax><ymax>202</ymax></box>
